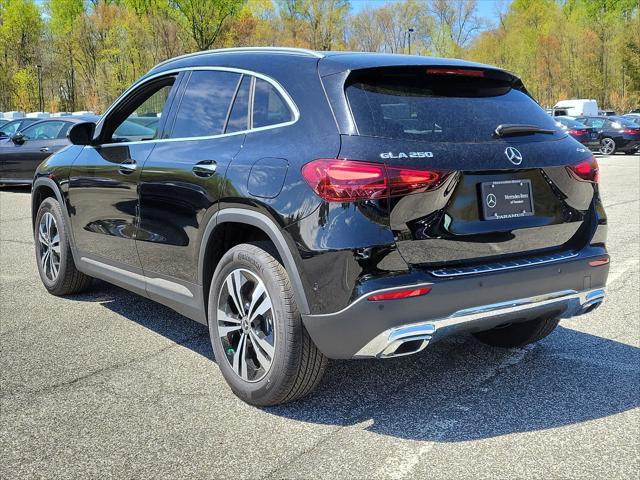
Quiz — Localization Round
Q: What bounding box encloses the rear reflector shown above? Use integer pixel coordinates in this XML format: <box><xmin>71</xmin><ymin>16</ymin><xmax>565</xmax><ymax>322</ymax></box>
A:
<box><xmin>367</xmin><ymin>287</ymin><xmax>431</xmax><ymax>301</ymax></box>
<box><xmin>302</xmin><ymin>159</ymin><xmax>450</xmax><ymax>202</ymax></box>
<box><xmin>426</xmin><ymin>68</ymin><xmax>485</xmax><ymax>77</ymax></box>
<box><xmin>589</xmin><ymin>257</ymin><xmax>610</xmax><ymax>267</ymax></box>
<box><xmin>567</xmin><ymin>156</ymin><xmax>599</xmax><ymax>183</ymax></box>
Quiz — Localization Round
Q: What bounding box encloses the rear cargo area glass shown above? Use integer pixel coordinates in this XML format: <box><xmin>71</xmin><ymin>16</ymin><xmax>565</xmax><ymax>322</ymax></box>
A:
<box><xmin>345</xmin><ymin>68</ymin><xmax>558</xmax><ymax>143</ymax></box>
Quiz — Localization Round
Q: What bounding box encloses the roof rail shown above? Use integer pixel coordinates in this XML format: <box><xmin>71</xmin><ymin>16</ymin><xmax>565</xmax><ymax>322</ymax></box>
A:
<box><xmin>151</xmin><ymin>47</ymin><xmax>324</xmax><ymax>70</ymax></box>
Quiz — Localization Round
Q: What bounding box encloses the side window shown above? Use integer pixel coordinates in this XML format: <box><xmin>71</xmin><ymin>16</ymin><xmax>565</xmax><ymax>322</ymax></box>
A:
<box><xmin>591</xmin><ymin>118</ymin><xmax>605</xmax><ymax>129</ymax></box>
<box><xmin>171</xmin><ymin>70</ymin><xmax>241</xmax><ymax>138</ymax></box>
<box><xmin>22</xmin><ymin>121</ymin><xmax>66</xmax><ymax>140</ymax></box>
<box><xmin>252</xmin><ymin>78</ymin><xmax>293</xmax><ymax>128</ymax></box>
<box><xmin>102</xmin><ymin>76</ymin><xmax>176</xmax><ymax>144</ymax></box>
<box><xmin>225</xmin><ymin>75</ymin><xmax>251</xmax><ymax>134</ymax></box>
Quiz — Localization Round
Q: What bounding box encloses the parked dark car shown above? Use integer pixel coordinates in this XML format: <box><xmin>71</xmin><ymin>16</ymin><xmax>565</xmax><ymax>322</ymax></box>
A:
<box><xmin>31</xmin><ymin>48</ymin><xmax>608</xmax><ymax>406</ymax></box>
<box><xmin>621</xmin><ymin>114</ymin><xmax>640</xmax><ymax>126</ymax></box>
<box><xmin>0</xmin><ymin>118</ymin><xmax>40</xmax><ymax>139</ymax></box>
<box><xmin>575</xmin><ymin>115</ymin><xmax>640</xmax><ymax>154</ymax></box>
<box><xmin>555</xmin><ymin>116</ymin><xmax>599</xmax><ymax>149</ymax></box>
<box><xmin>0</xmin><ymin>117</ymin><xmax>157</xmax><ymax>185</ymax></box>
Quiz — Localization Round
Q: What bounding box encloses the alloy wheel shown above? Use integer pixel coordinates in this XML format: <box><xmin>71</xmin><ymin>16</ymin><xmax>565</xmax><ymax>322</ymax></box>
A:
<box><xmin>599</xmin><ymin>138</ymin><xmax>615</xmax><ymax>155</ymax></box>
<box><xmin>38</xmin><ymin>212</ymin><xmax>61</xmax><ymax>282</ymax></box>
<box><xmin>217</xmin><ymin>268</ymin><xmax>276</xmax><ymax>382</ymax></box>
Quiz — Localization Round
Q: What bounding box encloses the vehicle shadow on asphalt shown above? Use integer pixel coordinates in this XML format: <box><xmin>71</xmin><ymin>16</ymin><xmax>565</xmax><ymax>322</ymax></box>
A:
<box><xmin>270</xmin><ymin>326</ymin><xmax>640</xmax><ymax>442</ymax></box>
<box><xmin>70</xmin><ymin>282</ymin><xmax>639</xmax><ymax>442</ymax></box>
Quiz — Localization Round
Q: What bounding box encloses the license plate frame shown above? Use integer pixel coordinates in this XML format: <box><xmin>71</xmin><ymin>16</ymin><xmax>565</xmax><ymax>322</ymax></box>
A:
<box><xmin>480</xmin><ymin>179</ymin><xmax>535</xmax><ymax>220</ymax></box>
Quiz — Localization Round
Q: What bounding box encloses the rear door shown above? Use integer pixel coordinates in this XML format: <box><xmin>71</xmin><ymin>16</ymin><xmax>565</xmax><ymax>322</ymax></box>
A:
<box><xmin>337</xmin><ymin>66</ymin><xmax>596</xmax><ymax>267</ymax></box>
<box><xmin>136</xmin><ymin>69</ymin><xmax>247</xmax><ymax>302</ymax></box>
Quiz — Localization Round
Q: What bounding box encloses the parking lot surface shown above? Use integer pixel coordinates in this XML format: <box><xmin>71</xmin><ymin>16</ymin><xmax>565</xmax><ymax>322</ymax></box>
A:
<box><xmin>1</xmin><ymin>155</ymin><xmax>638</xmax><ymax>479</ymax></box>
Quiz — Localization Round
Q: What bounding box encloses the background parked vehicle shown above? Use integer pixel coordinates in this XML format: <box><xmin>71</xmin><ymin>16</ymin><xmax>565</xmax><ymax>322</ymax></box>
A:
<box><xmin>598</xmin><ymin>110</ymin><xmax>617</xmax><ymax>116</ymax></box>
<box><xmin>552</xmin><ymin>99</ymin><xmax>598</xmax><ymax>117</ymax></box>
<box><xmin>0</xmin><ymin>118</ymin><xmax>40</xmax><ymax>139</ymax></box>
<box><xmin>1</xmin><ymin>117</ymin><xmax>91</xmax><ymax>185</ymax></box>
<box><xmin>555</xmin><ymin>116</ymin><xmax>599</xmax><ymax>149</ymax></box>
<box><xmin>622</xmin><ymin>114</ymin><xmax>640</xmax><ymax>126</ymax></box>
<box><xmin>575</xmin><ymin>115</ymin><xmax>640</xmax><ymax>154</ymax></box>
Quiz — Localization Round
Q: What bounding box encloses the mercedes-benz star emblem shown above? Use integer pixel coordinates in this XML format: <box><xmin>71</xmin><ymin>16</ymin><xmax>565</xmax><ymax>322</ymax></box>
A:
<box><xmin>486</xmin><ymin>193</ymin><xmax>497</xmax><ymax>209</ymax></box>
<box><xmin>505</xmin><ymin>146</ymin><xmax>523</xmax><ymax>165</ymax></box>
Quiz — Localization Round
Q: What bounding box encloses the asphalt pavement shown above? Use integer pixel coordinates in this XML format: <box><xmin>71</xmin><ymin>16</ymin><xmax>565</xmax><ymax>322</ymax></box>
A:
<box><xmin>1</xmin><ymin>154</ymin><xmax>638</xmax><ymax>479</ymax></box>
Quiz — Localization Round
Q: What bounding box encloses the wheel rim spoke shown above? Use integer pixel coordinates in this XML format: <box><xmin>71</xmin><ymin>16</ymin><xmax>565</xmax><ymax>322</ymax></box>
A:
<box><xmin>249</xmin><ymin>333</ymin><xmax>271</xmax><ymax>370</ymax></box>
<box><xmin>38</xmin><ymin>224</ymin><xmax>48</xmax><ymax>245</ymax></box>
<box><xmin>232</xmin><ymin>333</ymin><xmax>248</xmax><ymax>381</ymax></box>
<box><xmin>249</xmin><ymin>328</ymin><xmax>274</xmax><ymax>360</ymax></box>
<box><xmin>51</xmin><ymin>234</ymin><xmax>60</xmax><ymax>255</ymax></box>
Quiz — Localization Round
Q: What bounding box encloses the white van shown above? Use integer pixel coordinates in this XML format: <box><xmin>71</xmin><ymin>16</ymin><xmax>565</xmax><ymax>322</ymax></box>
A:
<box><xmin>552</xmin><ymin>99</ymin><xmax>598</xmax><ymax>117</ymax></box>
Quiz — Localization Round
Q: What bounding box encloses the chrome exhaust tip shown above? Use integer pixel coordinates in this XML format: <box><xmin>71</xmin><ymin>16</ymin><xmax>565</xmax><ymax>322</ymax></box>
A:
<box><xmin>380</xmin><ymin>334</ymin><xmax>432</xmax><ymax>358</ymax></box>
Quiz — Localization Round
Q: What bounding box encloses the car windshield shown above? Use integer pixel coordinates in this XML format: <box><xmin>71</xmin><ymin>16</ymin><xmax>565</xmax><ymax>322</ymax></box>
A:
<box><xmin>345</xmin><ymin>67</ymin><xmax>558</xmax><ymax>142</ymax></box>
<box><xmin>611</xmin><ymin>117</ymin><xmax>638</xmax><ymax>127</ymax></box>
<box><xmin>0</xmin><ymin>121</ymin><xmax>22</xmax><ymax>136</ymax></box>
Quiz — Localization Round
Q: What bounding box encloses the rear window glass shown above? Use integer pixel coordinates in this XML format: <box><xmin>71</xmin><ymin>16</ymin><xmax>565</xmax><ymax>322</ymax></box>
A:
<box><xmin>253</xmin><ymin>78</ymin><xmax>293</xmax><ymax>128</ymax></box>
<box><xmin>346</xmin><ymin>68</ymin><xmax>558</xmax><ymax>142</ymax></box>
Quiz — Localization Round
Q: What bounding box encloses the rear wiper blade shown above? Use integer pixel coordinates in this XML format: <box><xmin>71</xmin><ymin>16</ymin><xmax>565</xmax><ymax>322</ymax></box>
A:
<box><xmin>494</xmin><ymin>124</ymin><xmax>556</xmax><ymax>137</ymax></box>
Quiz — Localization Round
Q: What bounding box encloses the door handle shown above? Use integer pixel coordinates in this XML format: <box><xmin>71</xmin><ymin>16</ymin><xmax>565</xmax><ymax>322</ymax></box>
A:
<box><xmin>40</xmin><ymin>147</ymin><xmax>50</xmax><ymax>152</ymax></box>
<box><xmin>118</xmin><ymin>159</ymin><xmax>137</xmax><ymax>174</ymax></box>
<box><xmin>192</xmin><ymin>160</ymin><xmax>217</xmax><ymax>177</ymax></box>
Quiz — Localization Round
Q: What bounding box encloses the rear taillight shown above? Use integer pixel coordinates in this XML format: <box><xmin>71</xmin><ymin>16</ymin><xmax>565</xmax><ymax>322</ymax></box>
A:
<box><xmin>567</xmin><ymin>156</ymin><xmax>599</xmax><ymax>183</ymax></box>
<box><xmin>367</xmin><ymin>287</ymin><xmax>431</xmax><ymax>301</ymax></box>
<box><xmin>301</xmin><ymin>159</ymin><xmax>450</xmax><ymax>202</ymax></box>
<box><xmin>568</xmin><ymin>129</ymin><xmax>585</xmax><ymax>135</ymax></box>
<box><xmin>623</xmin><ymin>129</ymin><xmax>640</xmax><ymax>134</ymax></box>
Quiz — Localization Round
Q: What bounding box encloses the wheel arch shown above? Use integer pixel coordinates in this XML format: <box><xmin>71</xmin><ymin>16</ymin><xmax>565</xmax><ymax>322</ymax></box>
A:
<box><xmin>198</xmin><ymin>208</ymin><xmax>311</xmax><ymax>317</ymax></box>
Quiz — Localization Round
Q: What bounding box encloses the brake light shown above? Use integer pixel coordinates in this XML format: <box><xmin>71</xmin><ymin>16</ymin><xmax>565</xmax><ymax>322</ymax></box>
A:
<box><xmin>426</xmin><ymin>68</ymin><xmax>485</xmax><ymax>77</ymax></box>
<box><xmin>623</xmin><ymin>129</ymin><xmax>640</xmax><ymax>134</ymax></box>
<box><xmin>567</xmin><ymin>156</ymin><xmax>599</xmax><ymax>183</ymax></box>
<box><xmin>568</xmin><ymin>129</ymin><xmax>585</xmax><ymax>135</ymax></box>
<box><xmin>368</xmin><ymin>287</ymin><xmax>431</xmax><ymax>301</ymax></box>
<box><xmin>302</xmin><ymin>159</ymin><xmax>450</xmax><ymax>202</ymax></box>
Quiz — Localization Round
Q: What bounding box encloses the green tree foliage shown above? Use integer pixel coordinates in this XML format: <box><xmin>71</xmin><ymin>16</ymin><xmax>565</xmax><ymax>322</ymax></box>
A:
<box><xmin>0</xmin><ymin>0</ymin><xmax>637</xmax><ymax>113</ymax></box>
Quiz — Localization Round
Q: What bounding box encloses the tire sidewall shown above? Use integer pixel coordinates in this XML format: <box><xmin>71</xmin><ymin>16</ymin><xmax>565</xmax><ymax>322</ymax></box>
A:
<box><xmin>35</xmin><ymin>198</ymin><xmax>70</xmax><ymax>292</ymax></box>
<box><xmin>208</xmin><ymin>244</ymin><xmax>298</xmax><ymax>405</ymax></box>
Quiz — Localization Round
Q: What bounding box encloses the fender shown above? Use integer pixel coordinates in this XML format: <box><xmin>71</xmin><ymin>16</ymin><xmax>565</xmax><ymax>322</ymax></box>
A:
<box><xmin>31</xmin><ymin>177</ymin><xmax>79</xmax><ymax>260</ymax></box>
<box><xmin>198</xmin><ymin>208</ymin><xmax>311</xmax><ymax>315</ymax></box>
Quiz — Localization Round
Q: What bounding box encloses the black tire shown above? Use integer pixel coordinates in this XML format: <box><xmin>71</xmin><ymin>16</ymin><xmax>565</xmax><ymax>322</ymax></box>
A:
<box><xmin>34</xmin><ymin>197</ymin><xmax>92</xmax><ymax>295</ymax></box>
<box><xmin>472</xmin><ymin>315</ymin><xmax>560</xmax><ymax>348</ymax></box>
<box><xmin>208</xmin><ymin>242</ymin><xmax>327</xmax><ymax>406</ymax></box>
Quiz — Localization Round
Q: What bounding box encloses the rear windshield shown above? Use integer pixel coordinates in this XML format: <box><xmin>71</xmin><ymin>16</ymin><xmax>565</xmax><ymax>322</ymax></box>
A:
<box><xmin>557</xmin><ymin>117</ymin><xmax>586</xmax><ymax>128</ymax></box>
<box><xmin>346</xmin><ymin>67</ymin><xmax>558</xmax><ymax>142</ymax></box>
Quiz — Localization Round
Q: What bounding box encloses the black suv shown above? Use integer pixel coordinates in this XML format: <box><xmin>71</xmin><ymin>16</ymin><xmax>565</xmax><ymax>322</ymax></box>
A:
<box><xmin>32</xmin><ymin>48</ymin><xmax>609</xmax><ymax>406</ymax></box>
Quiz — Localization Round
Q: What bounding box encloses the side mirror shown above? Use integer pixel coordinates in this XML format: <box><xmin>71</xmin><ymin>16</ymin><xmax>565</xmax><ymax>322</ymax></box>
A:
<box><xmin>68</xmin><ymin>122</ymin><xmax>96</xmax><ymax>146</ymax></box>
<box><xmin>11</xmin><ymin>132</ymin><xmax>25</xmax><ymax>144</ymax></box>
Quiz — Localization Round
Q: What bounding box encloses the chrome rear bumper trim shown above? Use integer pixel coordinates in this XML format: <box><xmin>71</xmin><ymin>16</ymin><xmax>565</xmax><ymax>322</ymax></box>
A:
<box><xmin>355</xmin><ymin>288</ymin><xmax>605</xmax><ymax>358</ymax></box>
<box><xmin>430</xmin><ymin>251</ymin><xmax>579</xmax><ymax>277</ymax></box>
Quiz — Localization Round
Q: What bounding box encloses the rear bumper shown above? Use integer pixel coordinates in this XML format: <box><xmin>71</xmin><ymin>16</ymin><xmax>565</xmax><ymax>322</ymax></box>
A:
<box><xmin>302</xmin><ymin>246</ymin><xmax>609</xmax><ymax>359</ymax></box>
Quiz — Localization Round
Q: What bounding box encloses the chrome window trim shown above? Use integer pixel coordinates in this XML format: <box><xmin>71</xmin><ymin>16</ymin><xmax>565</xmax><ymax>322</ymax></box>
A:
<box><xmin>95</xmin><ymin>66</ymin><xmax>300</xmax><ymax>147</ymax></box>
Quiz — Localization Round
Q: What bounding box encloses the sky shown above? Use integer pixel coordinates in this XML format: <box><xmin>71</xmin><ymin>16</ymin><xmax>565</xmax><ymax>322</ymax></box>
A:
<box><xmin>349</xmin><ymin>0</ymin><xmax>513</xmax><ymax>28</ymax></box>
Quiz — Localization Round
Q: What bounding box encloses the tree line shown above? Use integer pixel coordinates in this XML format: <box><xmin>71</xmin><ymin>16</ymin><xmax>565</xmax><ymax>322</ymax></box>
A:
<box><xmin>0</xmin><ymin>0</ymin><xmax>638</xmax><ymax>114</ymax></box>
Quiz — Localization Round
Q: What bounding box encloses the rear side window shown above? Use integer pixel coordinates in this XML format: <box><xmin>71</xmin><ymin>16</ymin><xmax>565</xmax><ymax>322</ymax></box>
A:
<box><xmin>346</xmin><ymin>67</ymin><xmax>558</xmax><ymax>143</ymax></box>
<box><xmin>171</xmin><ymin>70</ymin><xmax>240</xmax><ymax>138</ymax></box>
<box><xmin>253</xmin><ymin>78</ymin><xmax>293</xmax><ymax>128</ymax></box>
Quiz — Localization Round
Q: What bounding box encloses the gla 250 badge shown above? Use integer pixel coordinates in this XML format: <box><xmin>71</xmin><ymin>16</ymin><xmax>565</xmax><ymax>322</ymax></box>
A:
<box><xmin>380</xmin><ymin>151</ymin><xmax>434</xmax><ymax>159</ymax></box>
